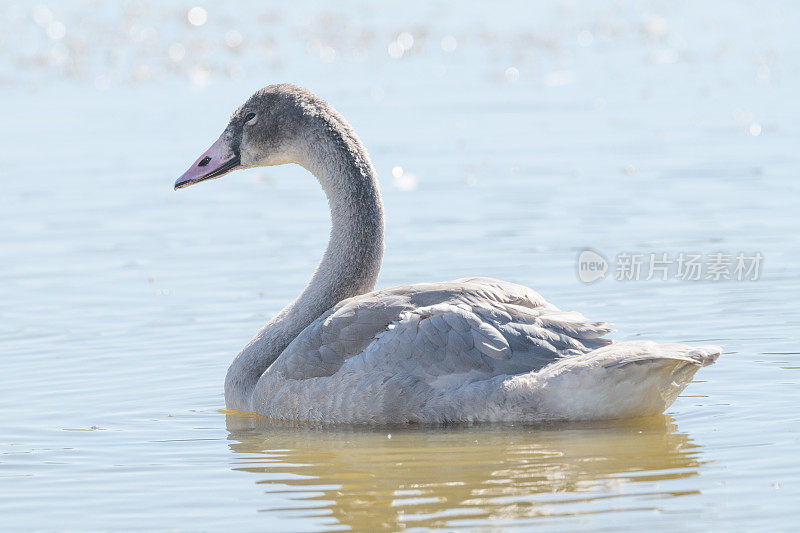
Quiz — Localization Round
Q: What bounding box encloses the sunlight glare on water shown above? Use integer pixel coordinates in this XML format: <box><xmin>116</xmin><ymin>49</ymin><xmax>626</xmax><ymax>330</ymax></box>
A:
<box><xmin>1</xmin><ymin>0</ymin><xmax>798</xmax><ymax>530</ymax></box>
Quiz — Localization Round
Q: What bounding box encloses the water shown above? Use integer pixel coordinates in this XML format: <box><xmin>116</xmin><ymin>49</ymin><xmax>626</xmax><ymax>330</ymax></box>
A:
<box><xmin>1</xmin><ymin>1</ymin><xmax>799</xmax><ymax>530</ymax></box>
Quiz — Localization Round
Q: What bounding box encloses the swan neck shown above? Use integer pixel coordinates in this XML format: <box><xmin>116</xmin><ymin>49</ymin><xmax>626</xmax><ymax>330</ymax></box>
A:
<box><xmin>295</xmin><ymin>130</ymin><xmax>385</xmax><ymax>317</ymax></box>
<box><xmin>225</xmin><ymin>111</ymin><xmax>384</xmax><ymax>410</ymax></box>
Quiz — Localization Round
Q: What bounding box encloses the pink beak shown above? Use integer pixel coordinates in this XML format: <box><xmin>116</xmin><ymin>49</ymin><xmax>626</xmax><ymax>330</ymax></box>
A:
<box><xmin>175</xmin><ymin>130</ymin><xmax>241</xmax><ymax>190</ymax></box>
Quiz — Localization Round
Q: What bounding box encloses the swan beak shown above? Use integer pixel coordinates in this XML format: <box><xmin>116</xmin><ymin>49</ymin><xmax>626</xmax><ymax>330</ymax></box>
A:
<box><xmin>175</xmin><ymin>131</ymin><xmax>241</xmax><ymax>190</ymax></box>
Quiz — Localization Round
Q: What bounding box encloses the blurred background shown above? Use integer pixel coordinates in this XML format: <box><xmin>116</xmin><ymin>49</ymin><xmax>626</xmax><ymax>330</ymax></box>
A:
<box><xmin>1</xmin><ymin>1</ymin><xmax>798</xmax><ymax>530</ymax></box>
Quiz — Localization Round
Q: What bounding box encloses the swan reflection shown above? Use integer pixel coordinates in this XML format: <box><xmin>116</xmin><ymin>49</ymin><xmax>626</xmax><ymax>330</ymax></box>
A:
<box><xmin>226</xmin><ymin>414</ymin><xmax>704</xmax><ymax>529</ymax></box>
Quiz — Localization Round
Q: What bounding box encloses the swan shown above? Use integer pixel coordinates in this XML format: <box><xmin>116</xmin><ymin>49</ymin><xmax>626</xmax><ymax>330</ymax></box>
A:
<box><xmin>174</xmin><ymin>84</ymin><xmax>720</xmax><ymax>424</ymax></box>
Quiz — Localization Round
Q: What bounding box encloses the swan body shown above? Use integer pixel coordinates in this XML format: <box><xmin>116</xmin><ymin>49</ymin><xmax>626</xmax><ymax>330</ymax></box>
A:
<box><xmin>174</xmin><ymin>84</ymin><xmax>720</xmax><ymax>424</ymax></box>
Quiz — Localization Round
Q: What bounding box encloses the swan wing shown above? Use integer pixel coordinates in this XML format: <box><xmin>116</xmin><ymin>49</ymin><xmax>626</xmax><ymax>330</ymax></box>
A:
<box><xmin>270</xmin><ymin>277</ymin><xmax>613</xmax><ymax>383</ymax></box>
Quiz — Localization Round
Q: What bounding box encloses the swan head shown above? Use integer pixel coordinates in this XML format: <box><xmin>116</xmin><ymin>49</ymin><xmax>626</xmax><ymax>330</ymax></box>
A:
<box><xmin>175</xmin><ymin>84</ymin><xmax>313</xmax><ymax>190</ymax></box>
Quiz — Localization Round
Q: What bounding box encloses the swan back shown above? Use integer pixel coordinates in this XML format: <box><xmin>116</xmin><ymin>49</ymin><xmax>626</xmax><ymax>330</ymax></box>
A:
<box><xmin>251</xmin><ymin>278</ymin><xmax>627</xmax><ymax>422</ymax></box>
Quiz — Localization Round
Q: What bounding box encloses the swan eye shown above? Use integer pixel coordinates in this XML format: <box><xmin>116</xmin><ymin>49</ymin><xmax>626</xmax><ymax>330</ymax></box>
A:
<box><xmin>244</xmin><ymin>112</ymin><xmax>257</xmax><ymax>125</ymax></box>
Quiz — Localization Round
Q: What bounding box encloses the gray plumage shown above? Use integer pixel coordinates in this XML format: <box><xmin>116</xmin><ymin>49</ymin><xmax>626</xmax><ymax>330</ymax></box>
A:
<box><xmin>175</xmin><ymin>84</ymin><xmax>721</xmax><ymax>424</ymax></box>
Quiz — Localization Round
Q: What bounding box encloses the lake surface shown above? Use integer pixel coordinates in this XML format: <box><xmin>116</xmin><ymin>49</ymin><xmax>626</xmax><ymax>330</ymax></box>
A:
<box><xmin>1</xmin><ymin>1</ymin><xmax>798</xmax><ymax>530</ymax></box>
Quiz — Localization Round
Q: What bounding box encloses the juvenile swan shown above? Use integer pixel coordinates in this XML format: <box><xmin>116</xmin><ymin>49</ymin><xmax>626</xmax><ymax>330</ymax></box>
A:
<box><xmin>174</xmin><ymin>84</ymin><xmax>720</xmax><ymax>424</ymax></box>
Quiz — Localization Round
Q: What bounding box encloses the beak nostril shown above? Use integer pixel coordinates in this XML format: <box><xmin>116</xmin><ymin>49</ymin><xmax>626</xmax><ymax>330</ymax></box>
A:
<box><xmin>198</xmin><ymin>156</ymin><xmax>212</xmax><ymax>167</ymax></box>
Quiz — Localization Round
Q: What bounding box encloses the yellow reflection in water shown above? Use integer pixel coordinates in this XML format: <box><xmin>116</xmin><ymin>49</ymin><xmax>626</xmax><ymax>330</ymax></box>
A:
<box><xmin>226</xmin><ymin>414</ymin><xmax>703</xmax><ymax>530</ymax></box>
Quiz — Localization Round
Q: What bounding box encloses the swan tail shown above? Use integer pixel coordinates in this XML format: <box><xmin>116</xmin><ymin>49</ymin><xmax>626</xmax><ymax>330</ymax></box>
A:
<box><xmin>502</xmin><ymin>341</ymin><xmax>721</xmax><ymax>421</ymax></box>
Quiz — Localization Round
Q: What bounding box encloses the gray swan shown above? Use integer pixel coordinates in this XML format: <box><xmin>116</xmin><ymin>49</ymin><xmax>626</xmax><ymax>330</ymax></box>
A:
<box><xmin>174</xmin><ymin>84</ymin><xmax>720</xmax><ymax>424</ymax></box>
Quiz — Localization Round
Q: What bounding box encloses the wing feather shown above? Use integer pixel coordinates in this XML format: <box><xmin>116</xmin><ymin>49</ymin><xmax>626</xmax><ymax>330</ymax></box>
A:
<box><xmin>272</xmin><ymin>277</ymin><xmax>613</xmax><ymax>384</ymax></box>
